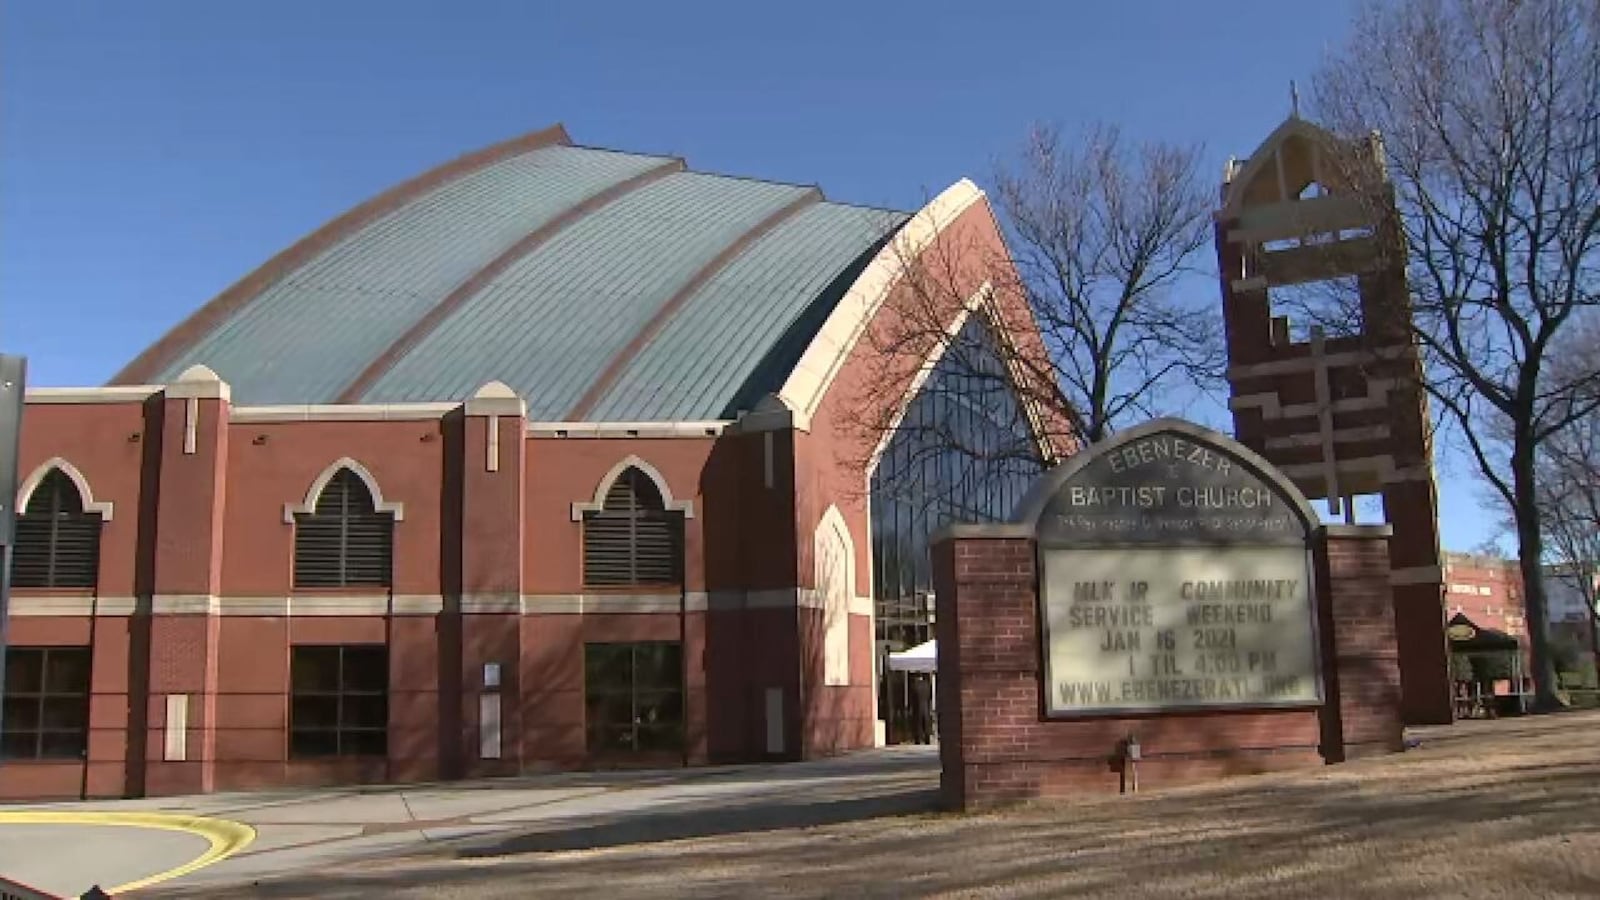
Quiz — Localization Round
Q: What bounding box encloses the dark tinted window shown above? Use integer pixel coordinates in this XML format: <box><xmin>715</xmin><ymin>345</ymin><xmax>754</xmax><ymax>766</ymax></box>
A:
<box><xmin>870</xmin><ymin>316</ymin><xmax>1044</xmax><ymax>733</ymax></box>
<box><xmin>2</xmin><ymin>647</ymin><xmax>92</xmax><ymax>760</ymax></box>
<box><xmin>289</xmin><ymin>645</ymin><xmax>387</xmax><ymax>757</ymax></box>
<box><xmin>584</xmin><ymin>642</ymin><xmax>683</xmax><ymax>755</ymax></box>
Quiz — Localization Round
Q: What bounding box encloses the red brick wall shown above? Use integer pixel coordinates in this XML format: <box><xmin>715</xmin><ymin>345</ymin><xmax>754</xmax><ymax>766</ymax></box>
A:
<box><xmin>935</xmin><ymin>532</ymin><xmax>1404</xmax><ymax>811</ymax></box>
<box><xmin>1316</xmin><ymin>528</ymin><xmax>1405</xmax><ymax>760</ymax></box>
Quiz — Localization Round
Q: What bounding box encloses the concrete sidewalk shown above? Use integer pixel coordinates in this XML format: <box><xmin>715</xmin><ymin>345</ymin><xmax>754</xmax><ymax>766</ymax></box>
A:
<box><xmin>0</xmin><ymin>746</ymin><xmax>940</xmax><ymax>897</ymax></box>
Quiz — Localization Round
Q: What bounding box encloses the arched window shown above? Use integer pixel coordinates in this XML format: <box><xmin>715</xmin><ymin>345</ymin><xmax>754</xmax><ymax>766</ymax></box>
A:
<box><xmin>294</xmin><ymin>469</ymin><xmax>394</xmax><ymax>588</ymax></box>
<box><xmin>13</xmin><ymin>469</ymin><xmax>102</xmax><ymax>588</ymax></box>
<box><xmin>583</xmin><ymin>468</ymin><xmax>683</xmax><ymax>587</ymax></box>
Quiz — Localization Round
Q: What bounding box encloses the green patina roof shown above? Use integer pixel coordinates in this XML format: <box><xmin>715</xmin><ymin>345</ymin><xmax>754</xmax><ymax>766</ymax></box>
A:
<box><xmin>130</xmin><ymin>129</ymin><xmax>906</xmax><ymax>419</ymax></box>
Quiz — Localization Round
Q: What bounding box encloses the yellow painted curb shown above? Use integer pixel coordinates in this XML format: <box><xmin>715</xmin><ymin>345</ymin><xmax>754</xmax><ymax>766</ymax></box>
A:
<box><xmin>0</xmin><ymin>811</ymin><xmax>255</xmax><ymax>893</ymax></box>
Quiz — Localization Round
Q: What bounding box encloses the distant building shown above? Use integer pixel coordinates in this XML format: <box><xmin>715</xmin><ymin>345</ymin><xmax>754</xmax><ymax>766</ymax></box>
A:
<box><xmin>1442</xmin><ymin>552</ymin><xmax>1597</xmax><ymax>678</ymax></box>
<box><xmin>1442</xmin><ymin>552</ymin><xmax>1526</xmax><ymax>638</ymax></box>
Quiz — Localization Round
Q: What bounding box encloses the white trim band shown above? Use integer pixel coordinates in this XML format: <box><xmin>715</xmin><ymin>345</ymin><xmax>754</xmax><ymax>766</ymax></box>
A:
<box><xmin>6</xmin><ymin>596</ymin><xmax>140</xmax><ymax>616</ymax></box>
<box><xmin>235</xmin><ymin>403</ymin><xmax>457</xmax><ymax>423</ymax></box>
<box><xmin>529</xmin><ymin>421</ymin><xmax>728</xmax><ymax>438</ymax></box>
<box><xmin>25</xmin><ymin>386</ymin><xmax>163</xmax><ymax>404</ymax></box>
<box><xmin>147</xmin><ymin>594</ymin><xmax>444</xmax><ymax>615</ymax></box>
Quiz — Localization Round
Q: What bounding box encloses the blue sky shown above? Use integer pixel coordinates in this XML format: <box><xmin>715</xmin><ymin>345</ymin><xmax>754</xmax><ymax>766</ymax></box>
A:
<box><xmin>0</xmin><ymin>0</ymin><xmax>1499</xmax><ymax>550</ymax></box>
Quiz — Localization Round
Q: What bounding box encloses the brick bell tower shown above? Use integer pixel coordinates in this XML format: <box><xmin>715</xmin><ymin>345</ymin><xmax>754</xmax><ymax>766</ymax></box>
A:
<box><xmin>1213</xmin><ymin>113</ymin><xmax>1452</xmax><ymax>725</ymax></box>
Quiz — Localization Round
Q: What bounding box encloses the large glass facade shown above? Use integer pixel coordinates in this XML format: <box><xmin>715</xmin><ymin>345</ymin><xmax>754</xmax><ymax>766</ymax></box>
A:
<box><xmin>870</xmin><ymin>315</ymin><xmax>1045</xmax><ymax>742</ymax></box>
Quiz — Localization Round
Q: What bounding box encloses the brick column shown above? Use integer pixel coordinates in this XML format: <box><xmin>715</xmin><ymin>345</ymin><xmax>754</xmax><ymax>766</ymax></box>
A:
<box><xmin>1316</xmin><ymin>525</ymin><xmax>1405</xmax><ymax>761</ymax></box>
<box><xmin>144</xmin><ymin>365</ymin><xmax>230</xmax><ymax>796</ymax></box>
<box><xmin>715</xmin><ymin>400</ymin><xmax>803</xmax><ymax>762</ymax></box>
<box><xmin>459</xmin><ymin>382</ymin><xmax>526</xmax><ymax>776</ymax></box>
<box><xmin>1383</xmin><ymin>478</ymin><xmax>1452</xmax><ymax>725</ymax></box>
<box><xmin>933</xmin><ymin>532</ymin><xmax>1039</xmax><ymax>810</ymax></box>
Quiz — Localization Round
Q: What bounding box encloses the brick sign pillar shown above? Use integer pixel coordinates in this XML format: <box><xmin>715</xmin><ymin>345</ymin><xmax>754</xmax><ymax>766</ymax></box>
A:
<box><xmin>934</xmin><ymin>418</ymin><xmax>1406</xmax><ymax>811</ymax></box>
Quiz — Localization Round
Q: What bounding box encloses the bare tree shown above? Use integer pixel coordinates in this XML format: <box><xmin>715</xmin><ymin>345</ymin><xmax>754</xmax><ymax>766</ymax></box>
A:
<box><xmin>1312</xmin><ymin>0</ymin><xmax>1600</xmax><ymax>708</ymax></box>
<box><xmin>842</xmin><ymin>123</ymin><xmax>1221</xmax><ymax>501</ymax></box>
<box><xmin>1535</xmin><ymin>365</ymin><xmax>1600</xmax><ymax>656</ymax></box>
<box><xmin>994</xmin><ymin>124</ymin><xmax>1222</xmax><ymax>444</ymax></box>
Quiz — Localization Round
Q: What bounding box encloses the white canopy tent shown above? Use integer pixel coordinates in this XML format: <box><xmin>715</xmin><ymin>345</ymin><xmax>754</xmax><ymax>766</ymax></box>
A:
<box><xmin>888</xmin><ymin>639</ymin><xmax>937</xmax><ymax>673</ymax></box>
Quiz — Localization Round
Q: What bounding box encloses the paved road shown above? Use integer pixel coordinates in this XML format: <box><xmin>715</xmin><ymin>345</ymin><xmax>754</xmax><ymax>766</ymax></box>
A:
<box><xmin>0</xmin><ymin>746</ymin><xmax>939</xmax><ymax>897</ymax></box>
<box><xmin>0</xmin><ymin>823</ymin><xmax>208</xmax><ymax>897</ymax></box>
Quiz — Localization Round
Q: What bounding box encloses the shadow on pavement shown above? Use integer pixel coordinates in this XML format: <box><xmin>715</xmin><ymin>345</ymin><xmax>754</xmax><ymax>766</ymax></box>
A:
<box><xmin>455</xmin><ymin>785</ymin><xmax>941</xmax><ymax>856</ymax></box>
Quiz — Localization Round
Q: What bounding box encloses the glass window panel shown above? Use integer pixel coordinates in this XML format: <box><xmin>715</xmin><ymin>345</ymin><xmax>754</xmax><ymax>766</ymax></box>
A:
<box><xmin>342</xmin><ymin>729</ymin><xmax>387</xmax><ymax>757</ymax></box>
<box><xmin>632</xmin><ymin>643</ymin><xmax>681</xmax><ymax>688</ymax></box>
<box><xmin>41</xmin><ymin>696</ymin><xmax>87</xmax><ymax>730</ymax></box>
<box><xmin>635</xmin><ymin>724</ymin><xmax>682</xmax><ymax>752</ymax></box>
<box><xmin>291</xmin><ymin>647</ymin><xmax>341</xmax><ymax>692</ymax></box>
<box><xmin>868</xmin><ymin>316</ymin><xmax>1043</xmax><ymax>731</ymax></box>
<box><xmin>584</xmin><ymin>644</ymin><xmax>633</xmax><ymax>691</ymax></box>
<box><xmin>587</xmin><ymin>724</ymin><xmax>635</xmax><ymax>754</ymax></box>
<box><xmin>38</xmin><ymin>731</ymin><xmax>86</xmax><ymax>759</ymax></box>
<box><xmin>636</xmin><ymin>689</ymin><xmax>683</xmax><ymax>726</ymax></box>
<box><xmin>292</xmin><ymin>695</ymin><xmax>339</xmax><ymax>729</ymax></box>
<box><xmin>3</xmin><ymin>697</ymin><xmax>40</xmax><ymax>731</ymax></box>
<box><xmin>43</xmin><ymin>649</ymin><xmax>91</xmax><ymax>693</ymax></box>
<box><xmin>5</xmin><ymin>651</ymin><xmax>43</xmax><ymax>693</ymax></box>
<box><xmin>1</xmin><ymin>731</ymin><xmax>38</xmax><ymax>760</ymax></box>
<box><xmin>341</xmin><ymin>647</ymin><xmax>388</xmax><ymax>692</ymax></box>
<box><xmin>341</xmin><ymin>693</ymin><xmax>388</xmax><ymax>729</ymax></box>
<box><xmin>291</xmin><ymin>729</ymin><xmax>338</xmax><ymax>757</ymax></box>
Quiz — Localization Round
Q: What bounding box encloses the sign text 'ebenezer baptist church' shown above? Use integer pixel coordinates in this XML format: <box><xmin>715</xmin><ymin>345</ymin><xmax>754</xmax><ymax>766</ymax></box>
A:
<box><xmin>1030</xmin><ymin>425</ymin><xmax>1321</xmax><ymax>716</ymax></box>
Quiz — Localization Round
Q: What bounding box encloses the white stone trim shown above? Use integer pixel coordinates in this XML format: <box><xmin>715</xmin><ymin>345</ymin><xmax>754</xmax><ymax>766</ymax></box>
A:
<box><xmin>183</xmin><ymin>396</ymin><xmax>199</xmax><ymax>454</ymax></box>
<box><xmin>1264</xmin><ymin>425</ymin><xmax>1390</xmax><ymax>450</ymax></box>
<box><xmin>1392</xmin><ymin>566</ymin><xmax>1445</xmax><ymax>586</ymax></box>
<box><xmin>284</xmin><ymin>457</ymin><xmax>404</xmax><ymax>523</ymax></box>
<box><xmin>165</xmin><ymin>364</ymin><xmax>231</xmax><ymax>401</ymax></box>
<box><xmin>570</xmin><ymin>454</ymin><xmax>694</xmax><ymax>521</ymax></box>
<box><xmin>486</xmin><ymin>414</ymin><xmax>501</xmax><ymax>472</ymax></box>
<box><xmin>1226</xmin><ymin>344</ymin><xmax>1412</xmax><ymax>380</ymax></box>
<box><xmin>6</xmin><ymin>595</ymin><xmax>139</xmax><ymax>616</ymax></box>
<box><xmin>293</xmin><ymin>594</ymin><xmax>442</xmax><ymax>615</ymax></box>
<box><xmin>1230</xmin><ymin>379</ymin><xmax>1400</xmax><ymax>418</ymax></box>
<box><xmin>1221</xmin><ymin>117</ymin><xmax>1346</xmax><ymax>212</ymax></box>
<box><xmin>460</xmin><ymin>593</ymin><xmax>523</xmax><ymax>614</ymax></box>
<box><xmin>778</xmin><ymin>178</ymin><xmax>986</xmax><ymax>418</ymax></box>
<box><xmin>529</xmin><ymin>421</ymin><xmax>729</xmax><ymax>438</ymax></box>
<box><xmin>25</xmin><ymin>385</ymin><xmax>162</xmax><ymax>404</ymax></box>
<box><xmin>7</xmin><ymin>594</ymin><xmax>448</xmax><ymax>616</ymax></box>
<box><xmin>151</xmin><ymin>594</ymin><xmax>220</xmax><ymax>615</ymax></box>
<box><xmin>234</xmin><ymin>403</ymin><xmax>456</xmax><ymax>423</ymax></box>
<box><xmin>16</xmin><ymin>457</ymin><xmax>115</xmax><ymax>521</ymax></box>
<box><xmin>148</xmin><ymin>594</ymin><xmax>442</xmax><ymax>615</ymax></box>
<box><xmin>1224</xmin><ymin>195</ymin><xmax>1371</xmax><ymax>245</ymax></box>
<box><xmin>519</xmin><ymin>593</ymin><xmax>709</xmax><ymax>614</ymax></box>
<box><xmin>815</xmin><ymin>505</ymin><xmax>855</xmax><ymax>686</ymax></box>
<box><xmin>164</xmin><ymin>695</ymin><xmax>189</xmax><ymax>762</ymax></box>
<box><xmin>464</xmin><ymin>380</ymin><xmax>525</xmax><ymax>417</ymax></box>
<box><xmin>1230</xmin><ymin>276</ymin><xmax>1270</xmax><ymax>293</ymax></box>
<box><xmin>1277</xmin><ymin>455</ymin><xmax>1433</xmax><ymax>485</ymax></box>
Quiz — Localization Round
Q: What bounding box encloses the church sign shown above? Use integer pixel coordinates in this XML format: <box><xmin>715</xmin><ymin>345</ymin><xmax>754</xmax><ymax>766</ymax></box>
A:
<box><xmin>1014</xmin><ymin>419</ymin><xmax>1323</xmax><ymax>717</ymax></box>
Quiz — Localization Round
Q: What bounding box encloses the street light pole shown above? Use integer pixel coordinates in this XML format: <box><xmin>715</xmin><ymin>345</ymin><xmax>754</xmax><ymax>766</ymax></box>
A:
<box><xmin>0</xmin><ymin>354</ymin><xmax>27</xmax><ymax>750</ymax></box>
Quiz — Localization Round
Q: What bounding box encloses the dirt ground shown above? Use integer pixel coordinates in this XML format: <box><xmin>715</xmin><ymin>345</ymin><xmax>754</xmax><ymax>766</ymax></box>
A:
<box><xmin>175</xmin><ymin>712</ymin><xmax>1600</xmax><ymax>899</ymax></box>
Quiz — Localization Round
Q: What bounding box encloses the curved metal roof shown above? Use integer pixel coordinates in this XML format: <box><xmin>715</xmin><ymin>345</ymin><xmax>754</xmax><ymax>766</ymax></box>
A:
<box><xmin>117</xmin><ymin>126</ymin><xmax>906</xmax><ymax>419</ymax></box>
